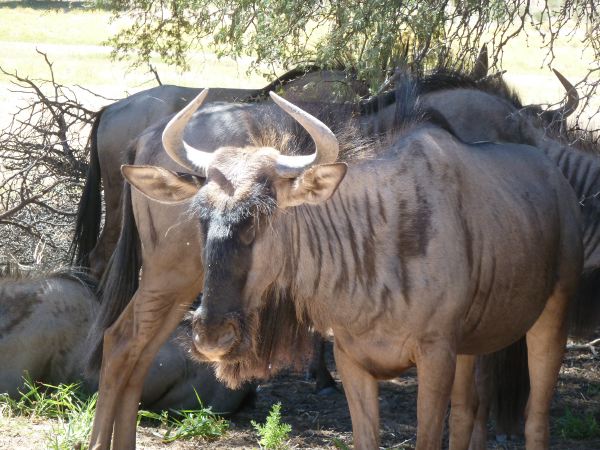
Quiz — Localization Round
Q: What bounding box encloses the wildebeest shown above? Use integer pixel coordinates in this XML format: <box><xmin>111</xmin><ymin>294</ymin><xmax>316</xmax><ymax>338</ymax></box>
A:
<box><xmin>0</xmin><ymin>269</ymin><xmax>252</xmax><ymax>413</ymax></box>
<box><xmin>71</xmin><ymin>67</ymin><xmax>368</xmax><ymax>278</ymax></box>
<box><xmin>122</xmin><ymin>88</ymin><xmax>582</xmax><ymax>449</ymax></box>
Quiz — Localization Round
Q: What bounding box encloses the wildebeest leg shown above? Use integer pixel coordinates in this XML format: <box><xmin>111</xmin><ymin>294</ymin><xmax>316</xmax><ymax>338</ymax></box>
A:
<box><xmin>449</xmin><ymin>354</ymin><xmax>477</xmax><ymax>450</ymax></box>
<box><xmin>468</xmin><ymin>357</ymin><xmax>490</xmax><ymax>450</ymax></box>
<box><xmin>308</xmin><ymin>334</ymin><xmax>336</xmax><ymax>394</ymax></box>
<box><xmin>415</xmin><ymin>341</ymin><xmax>456</xmax><ymax>450</ymax></box>
<box><xmin>333</xmin><ymin>341</ymin><xmax>379</xmax><ymax>449</ymax></box>
<box><xmin>89</xmin><ymin>302</ymin><xmax>135</xmax><ymax>450</ymax></box>
<box><xmin>523</xmin><ymin>289</ymin><xmax>570</xmax><ymax>450</ymax></box>
<box><xmin>111</xmin><ymin>293</ymin><xmax>196</xmax><ymax>450</ymax></box>
<box><xmin>89</xmin><ymin>283</ymin><xmax>200</xmax><ymax>450</ymax></box>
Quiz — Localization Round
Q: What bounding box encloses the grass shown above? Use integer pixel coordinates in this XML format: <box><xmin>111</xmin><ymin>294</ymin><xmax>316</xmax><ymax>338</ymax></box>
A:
<box><xmin>251</xmin><ymin>402</ymin><xmax>292</xmax><ymax>450</ymax></box>
<box><xmin>557</xmin><ymin>407</ymin><xmax>600</xmax><ymax>440</ymax></box>
<box><xmin>0</xmin><ymin>376</ymin><xmax>97</xmax><ymax>449</ymax></box>
<box><xmin>137</xmin><ymin>389</ymin><xmax>229</xmax><ymax>443</ymax></box>
<box><xmin>0</xmin><ymin>377</ymin><xmax>230</xmax><ymax>449</ymax></box>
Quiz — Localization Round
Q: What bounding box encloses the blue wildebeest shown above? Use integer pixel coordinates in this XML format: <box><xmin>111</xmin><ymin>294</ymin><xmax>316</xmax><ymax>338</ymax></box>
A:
<box><xmin>0</xmin><ymin>269</ymin><xmax>252</xmax><ymax>412</ymax></box>
<box><xmin>71</xmin><ymin>67</ymin><xmax>368</xmax><ymax>279</ymax></box>
<box><xmin>84</xmin><ymin>68</ymin><xmax>589</xmax><ymax>449</ymax></box>
<box><xmin>118</xmin><ymin>87</ymin><xmax>583</xmax><ymax>450</ymax></box>
<box><xmin>70</xmin><ymin>50</ymin><xmax>496</xmax><ymax>278</ymax></box>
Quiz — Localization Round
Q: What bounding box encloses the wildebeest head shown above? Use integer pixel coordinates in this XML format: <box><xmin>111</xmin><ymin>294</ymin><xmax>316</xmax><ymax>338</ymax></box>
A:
<box><xmin>123</xmin><ymin>90</ymin><xmax>347</xmax><ymax>366</ymax></box>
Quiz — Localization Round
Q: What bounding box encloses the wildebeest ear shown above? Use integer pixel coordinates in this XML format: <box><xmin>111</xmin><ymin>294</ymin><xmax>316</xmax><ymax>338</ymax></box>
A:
<box><xmin>121</xmin><ymin>165</ymin><xmax>203</xmax><ymax>204</ymax></box>
<box><xmin>277</xmin><ymin>163</ymin><xmax>347</xmax><ymax>208</ymax></box>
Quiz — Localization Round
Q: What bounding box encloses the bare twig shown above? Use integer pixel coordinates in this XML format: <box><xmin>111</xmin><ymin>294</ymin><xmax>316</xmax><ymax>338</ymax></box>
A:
<box><xmin>567</xmin><ymin>338</ymin><xmax>600</xmax><ymax>356</ymax></box>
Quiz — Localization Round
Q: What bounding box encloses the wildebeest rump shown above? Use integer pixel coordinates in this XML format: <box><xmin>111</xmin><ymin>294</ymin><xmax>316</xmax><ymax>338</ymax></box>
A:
<box><xmin>0</xmin><ymin>269</ymin><xmax>252</xmax><ymax>413</ymax></box>
<box><xmin>122</xmin><ymin>86</ymin><xmax>582</xmax><ymax>450</ymax></box>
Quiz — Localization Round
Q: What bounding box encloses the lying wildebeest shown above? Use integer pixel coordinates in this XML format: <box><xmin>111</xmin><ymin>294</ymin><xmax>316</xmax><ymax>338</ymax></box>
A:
<box><xmin>0</xmin><ymin>269</ymin><xmax>252</xmax><ymax>412</ymax></box>
<box><xmin>85</xmin><ymin>68</ymin><xmax>589</xmax><ymax>449</ymax></box>
<box><xmin>122</xmin><ymin>88</ymin><xmax>583</xmax><ymax>449</ymax></box>
<box><xmin>71</xmin><ymin>67</ymin><xmax>368</xmax><ymax>278</ymax></box>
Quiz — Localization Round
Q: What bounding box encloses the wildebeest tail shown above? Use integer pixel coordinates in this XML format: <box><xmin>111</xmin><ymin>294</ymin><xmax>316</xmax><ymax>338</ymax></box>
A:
<box><xmin>69</xmin><ymin>107</ymin><xmax>104</xmax><ymax>268</ymax></box>
<box><xmin>484</xmin><ymin>337</ymin><xmax>529</xmax><ymax>436</ymax></box>
<box><xmin>569</xmin><ymin>267</ymin><xmax>600</xmax><ymax>339</ymax></box>
<box><xmin>85</xmin><ymin>181</ymin><xmax>141</xmax><ymax>375</ymax></box>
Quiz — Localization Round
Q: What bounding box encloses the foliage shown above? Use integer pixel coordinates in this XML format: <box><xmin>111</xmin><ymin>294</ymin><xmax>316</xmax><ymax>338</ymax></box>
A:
<box><xmin>101</xmin><ymin>0</ymin><xmax>599</xmax><ymax>115</ymax></box>
<box><xmin>557</xmin><ymin>407</ymin><xmax>600</xmax><ymax>440</ymax></box>
<box><xmin>251</xmin><ymin>402</ymin><xmax>292</xmax><ymax>449</ymax></box>
<box><xmin>136</xmin><ymin>389</ymin><xmax>229</xmax><ymax>442</ymax></box>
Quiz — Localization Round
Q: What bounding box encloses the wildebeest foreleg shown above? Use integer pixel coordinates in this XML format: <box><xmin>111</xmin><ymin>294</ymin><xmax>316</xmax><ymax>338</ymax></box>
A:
<box><xmin>523</xmin><ymin>288</ymin><xmax>570</xmax><ymax>450</ymax></box>
<box><xmin>89</xmin><ymin>301</ymin><xmax>135</xmax><ymax>450</ymax></box>
<box><xmin>448</xmin><ymin>354</ymin><xmax>477</xmax><ymax>450</ymax></box>
<box><xmin>112</xmin><ymin>293</ymin><xmax>197</xmax><ymax>449</ymax></box>
<box><xmin>89</xmin><ymin>286</ymin><xmax>198</xmax><ymax>450</ymax></box>
<box><xmin>414</xmin><ymin>340</ymin><xmax>456</xmax><ymax>450</ymax></box>
<box><xmin>333</xmin><ymin>341</ymin><xmax>379</xmax><ymax>450</ymax></box>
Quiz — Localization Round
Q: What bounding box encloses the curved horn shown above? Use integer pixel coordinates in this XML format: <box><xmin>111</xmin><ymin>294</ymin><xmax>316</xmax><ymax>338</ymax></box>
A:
<box><xmin>162</xmin><ymin>89</ymin><xmax>213</xmax><ymax>176</ymax></box>
<box><xmin>269</xmin><ymin>92</ymin><xmax>340</xmax><ymax>178</ymax></box>
<box><xmin>471</xmin><ymin>45</ymin><xmax>488</xmax><ymax>80</ymax></box>
<box><xmin>542</xmin><ymin>69</ymin><xmax>579</xmax><ymax>122</ymax></box>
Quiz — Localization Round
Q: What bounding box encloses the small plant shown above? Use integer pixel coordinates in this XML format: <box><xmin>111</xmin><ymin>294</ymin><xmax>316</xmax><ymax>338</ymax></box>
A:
<box><xmin>557</xmin><ymin>407</ymin><xmax>600</xmax><ymax>440</ymax></box>
<box><xmin>137</xmin><ymin>389</ymin><xmax>229</xmax><ymax>443</ymax></box>
<box><xmin>251</xmin><ymin>402</ymin><xmax>292</xmax><ymax>449</ymax></box>
<box><xmin>332</xmin><ymin>437</ymin><xmax>351</xmax><ymax>449</ymax></box>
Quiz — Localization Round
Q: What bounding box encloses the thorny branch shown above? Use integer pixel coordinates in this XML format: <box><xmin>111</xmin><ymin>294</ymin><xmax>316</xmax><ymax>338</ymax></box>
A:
<box><xmin>0</xmin><ymin>52</ymin><xmax>101</xmax><ymax>268</ymax></box>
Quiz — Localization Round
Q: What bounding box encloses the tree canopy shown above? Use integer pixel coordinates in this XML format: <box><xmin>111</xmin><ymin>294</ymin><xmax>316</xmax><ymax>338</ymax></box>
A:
<box><xmin>106</xmin><ymin>0</ymin><xmax>597</xmax><ymax>122</ymax></box>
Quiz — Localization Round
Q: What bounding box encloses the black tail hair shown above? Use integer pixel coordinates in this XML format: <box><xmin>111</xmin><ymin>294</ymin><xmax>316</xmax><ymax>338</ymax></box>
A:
<box><xmin>484</xmin><ymin>337</ymin><xmax>529</xmax><ymax>436</ymax></box>
<box><xmin>69</xmin><ymin>107</ymin><xmax>105</xmax><ymax>268</ymax></box>
<box><xmin>85</xmin><ymin>181</ymin><xmax>141</xmax><ymax>375</ymax></box>
<box><xmin>570</xmin><ymin>267</ymin><xmax>600</xmax><ymax>339</ymax></box>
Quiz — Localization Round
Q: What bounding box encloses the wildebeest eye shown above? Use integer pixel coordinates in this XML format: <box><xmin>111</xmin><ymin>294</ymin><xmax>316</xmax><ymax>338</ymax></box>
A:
<box><xmin>239</xmin><ymin>220</ymin><xmax>256</xmax><ymax>246</ymax></box>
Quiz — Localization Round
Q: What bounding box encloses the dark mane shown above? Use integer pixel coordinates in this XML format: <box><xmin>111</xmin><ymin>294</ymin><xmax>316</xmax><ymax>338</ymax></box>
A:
<box><xmin>418</xmin><ymin>68</ymin><xmax>524</xmax><ymax>109</ymax></box>
<box><xmin>359</xmin><ymin>64</ymin><xmax>524</xmax><ymax>115</ymax></box>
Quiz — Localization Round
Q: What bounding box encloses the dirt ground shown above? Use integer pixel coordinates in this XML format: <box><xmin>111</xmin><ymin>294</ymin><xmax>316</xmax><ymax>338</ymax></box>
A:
<box><xmin>1</xmin><ymin>340</ymin><xmax>599</xmax><ymax>450</ymax></box>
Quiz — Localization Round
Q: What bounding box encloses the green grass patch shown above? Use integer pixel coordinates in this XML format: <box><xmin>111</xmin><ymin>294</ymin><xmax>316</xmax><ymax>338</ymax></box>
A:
<box><xmin>0</xmin><ymin>377</ymin><xmax>229</xmax><ymax>448</ymax></box>
<box><xmin>0</xmin><ymin>376</ymin><xmax>96</xmax><ymax>449</ymax></box>
<box><xmin>251</xmin><ymin>402</ymin><xmax>292</xmax><ymax>450</ymax></box>
<box><xmin>137</xmin><ymin>390</ymin><xmax>229</xmax><ymax>443</ymax></box>
<box><xmin>557</xmin><ymin>407</ymin><xmax>600</xmax><ymax>440</ymax></box>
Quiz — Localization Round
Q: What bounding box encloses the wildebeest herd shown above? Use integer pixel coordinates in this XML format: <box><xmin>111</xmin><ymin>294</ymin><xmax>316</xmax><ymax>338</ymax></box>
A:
<box><xmin>2</xmin><ymin>49</ymin><xmax>599</xmax><ymax>449</ymax></box>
